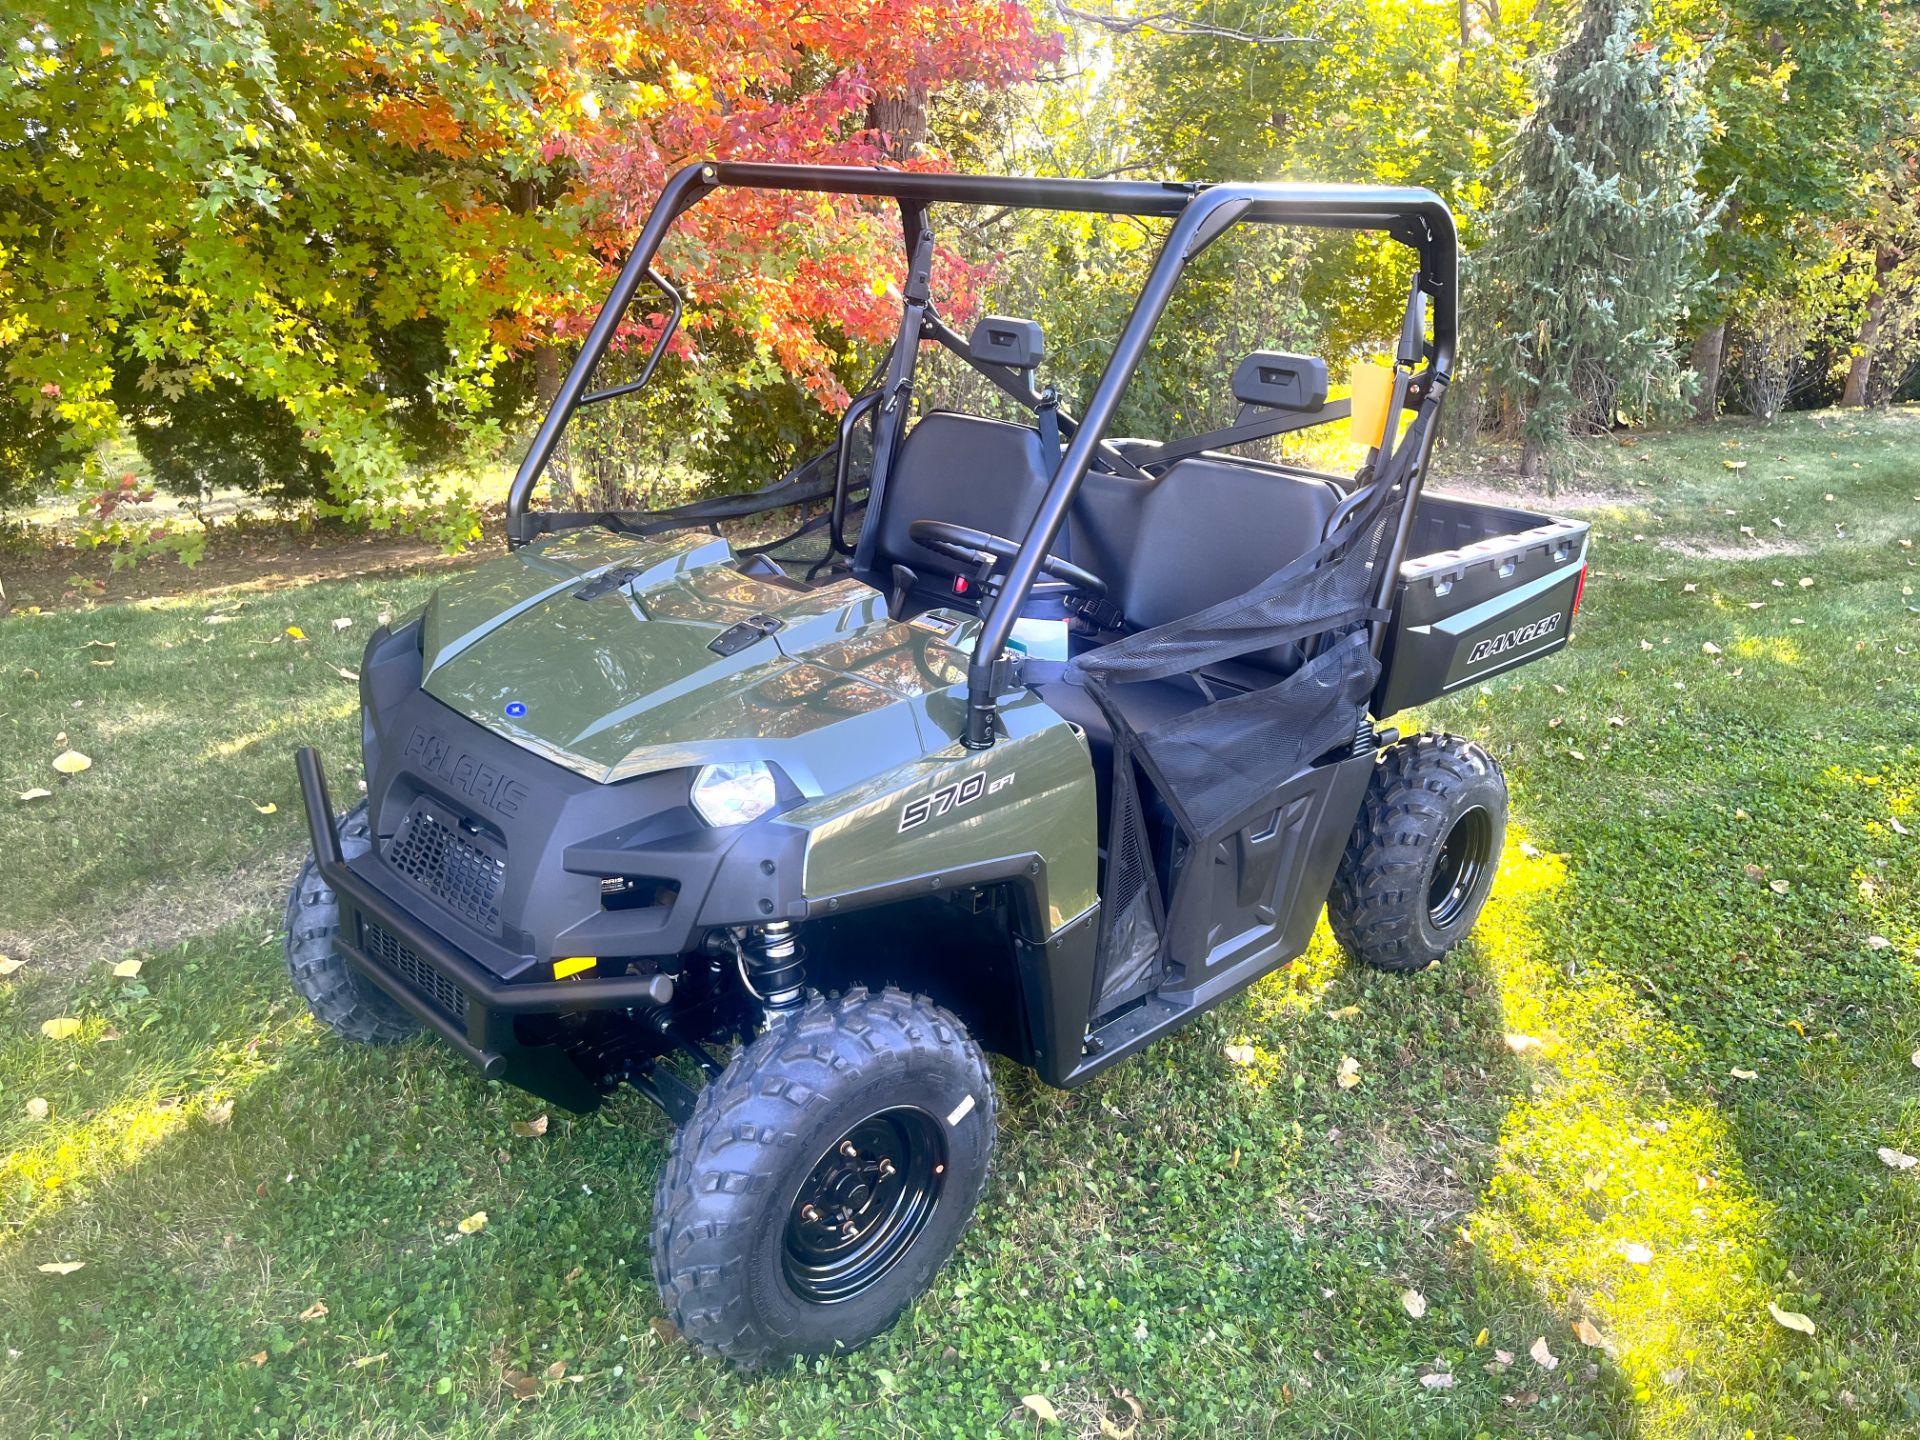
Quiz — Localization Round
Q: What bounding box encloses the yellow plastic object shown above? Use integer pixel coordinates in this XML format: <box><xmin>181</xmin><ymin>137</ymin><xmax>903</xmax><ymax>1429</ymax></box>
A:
<box><xmin>1350</xmin><ymin>362</ymin><xmax>1395</xmax><ymax>450</ymax></box>
<box><xmin>552</xmin><ymin>955</ymin><xmax>597</xmax><ymax>980</ymax></box>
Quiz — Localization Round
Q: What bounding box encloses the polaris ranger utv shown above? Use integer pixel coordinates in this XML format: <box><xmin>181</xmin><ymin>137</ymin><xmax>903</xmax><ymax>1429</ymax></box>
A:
<box><xmin>287</xmin><ymin>163</ymin><xmax>1588</xmax><ymax>1365</ymax></box>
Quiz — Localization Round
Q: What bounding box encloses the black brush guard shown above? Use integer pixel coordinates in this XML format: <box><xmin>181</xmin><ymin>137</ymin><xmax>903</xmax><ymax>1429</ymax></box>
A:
<box><xmin>296</xmin><ymin>746</ymin><xmax>673</xmax><ymax>1109</ymax></box>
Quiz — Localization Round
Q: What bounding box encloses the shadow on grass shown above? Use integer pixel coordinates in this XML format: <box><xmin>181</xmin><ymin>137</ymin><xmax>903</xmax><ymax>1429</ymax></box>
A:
<box><xmin>4</xmin><ymin>803</ymin><xmax>1912</xmax><ymax>1437</ymax></box>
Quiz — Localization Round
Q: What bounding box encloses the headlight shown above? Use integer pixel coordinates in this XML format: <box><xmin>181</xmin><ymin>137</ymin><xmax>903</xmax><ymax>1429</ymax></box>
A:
<box><xmin>690</xmin><ymin>761</ymin><xmax>777</xmax><ymax>827</ymax></box>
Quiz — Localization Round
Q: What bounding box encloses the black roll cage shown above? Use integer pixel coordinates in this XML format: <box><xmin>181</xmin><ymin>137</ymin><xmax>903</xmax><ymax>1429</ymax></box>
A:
<box><xmin>504</xmin><ymin>161</ymin><xmax>1459</xmax><ymax>749</ymax></box>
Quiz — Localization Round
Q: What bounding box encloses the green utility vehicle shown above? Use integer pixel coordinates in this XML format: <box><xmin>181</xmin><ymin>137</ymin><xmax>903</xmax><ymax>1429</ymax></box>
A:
<box><xmin>288</xmin><ymin>163</ymin><xmax>1589</xmax><ymax>1365</ymax></box>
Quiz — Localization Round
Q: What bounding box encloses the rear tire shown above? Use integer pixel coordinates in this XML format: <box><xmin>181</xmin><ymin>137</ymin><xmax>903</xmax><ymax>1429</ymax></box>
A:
<box><xmin>651</xmin><ymin>987</ymin><xmax>995</xmax><ymax>1367</ymax></box>
<box><xmin>284</xmin><ymin>802</ymin><xmax>419</xmax><ymax>1044</ymax></box>
<box><xmin>1329</xmin><ymin>733</ymin><xmax>1507</xmax><ymax>972</ymax></box>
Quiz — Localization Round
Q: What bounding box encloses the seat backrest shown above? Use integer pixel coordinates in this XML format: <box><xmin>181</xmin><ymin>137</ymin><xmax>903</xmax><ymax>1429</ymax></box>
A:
<box><xmin>870</xmin><ymin>411</ymin><xmax>1057</xmax><ymax>578</ymax></box>
<box><xmin>1069</xmin><ymin>455</ymin><xmax>1343</xmax><ymax>673</ymax></box>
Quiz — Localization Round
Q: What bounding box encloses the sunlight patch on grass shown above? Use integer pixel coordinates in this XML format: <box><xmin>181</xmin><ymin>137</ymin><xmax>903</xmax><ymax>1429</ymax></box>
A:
<box><xmin>1468</xmin><ymin>827</ymin><xmax>1778</xmax><ymax>1439</ymax></box>
<box><xmin>200</xmin><ymin>697</ymin><xmax>359</xmax><ymax>764</ymax></box>
<box><xmin>1</xmin><ymin>1087</ymin><xmax>203</xmax><ymax>1246</ymax></box>
<box><xmin>1726</xmin><ymin>634</ymin><xmax>1803</xmax><ymax>667</ymax></box>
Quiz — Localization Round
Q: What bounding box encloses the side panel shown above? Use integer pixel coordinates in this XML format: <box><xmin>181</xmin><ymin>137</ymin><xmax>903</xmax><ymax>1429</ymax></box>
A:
<box><xmin>786</xmin><ymin>689</ymin><xmax>1100</xmax><ymax>934</ymax></box>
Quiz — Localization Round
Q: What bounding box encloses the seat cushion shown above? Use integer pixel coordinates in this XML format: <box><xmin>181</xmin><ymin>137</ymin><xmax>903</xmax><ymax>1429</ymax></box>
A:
<box><xmin>1066</xmin><ymin>456</ymin><xmax>1343</xmax><ymax>676</ymax></box>
<box><xmin>870</xmin><ymin>411</ymin><xmax>1056</xmax><ymax>578</ymax></box>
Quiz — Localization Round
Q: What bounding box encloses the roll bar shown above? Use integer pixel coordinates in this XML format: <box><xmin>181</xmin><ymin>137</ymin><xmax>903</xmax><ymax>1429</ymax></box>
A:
<box><xmin>503</xmin><ymin>161</ymin><xmax>1459</xmax><ymax>748</ymax></box>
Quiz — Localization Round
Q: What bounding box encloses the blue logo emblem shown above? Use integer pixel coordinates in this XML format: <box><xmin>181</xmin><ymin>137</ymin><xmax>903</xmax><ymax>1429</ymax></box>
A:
<box><xmin>504</xmin><ymin>701</ymin><xmax>528</xmax><ymax>719</ymax></box>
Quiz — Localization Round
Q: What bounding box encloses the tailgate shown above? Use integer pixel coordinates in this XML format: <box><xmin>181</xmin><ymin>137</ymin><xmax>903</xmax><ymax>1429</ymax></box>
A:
<box><xmin>1373</xmin><ymin>493</ymin><xmax>1590</xmax><ymax>715</ymax></box>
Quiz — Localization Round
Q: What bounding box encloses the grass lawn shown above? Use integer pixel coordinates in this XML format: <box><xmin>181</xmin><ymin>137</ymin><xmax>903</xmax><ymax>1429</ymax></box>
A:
<box><xmin>1</xmin><ymin>407</ymin><xmax>1916</xmax><ymax>1438</ymax></box>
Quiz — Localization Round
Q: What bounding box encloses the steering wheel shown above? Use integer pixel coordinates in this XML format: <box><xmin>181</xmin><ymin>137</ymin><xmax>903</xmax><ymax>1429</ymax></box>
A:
<box><xmin>907</xmin><ymin>519</ymin><xmax>1107</xmax><ymax>599</ymax></box>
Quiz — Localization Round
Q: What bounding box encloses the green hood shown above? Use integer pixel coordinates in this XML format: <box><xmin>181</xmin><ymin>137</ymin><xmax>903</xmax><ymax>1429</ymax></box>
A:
<box><xmin>420</xmin><ymin>531</ymin><xmax>976</xmax><ymax>788</ymax></box>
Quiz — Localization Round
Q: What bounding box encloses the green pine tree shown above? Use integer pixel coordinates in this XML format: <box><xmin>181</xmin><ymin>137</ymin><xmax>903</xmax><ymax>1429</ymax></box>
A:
<box><xmin>1469</xmin><ymin>0</ymin><xmax>1718</xmax><ymax>477</ymax></box>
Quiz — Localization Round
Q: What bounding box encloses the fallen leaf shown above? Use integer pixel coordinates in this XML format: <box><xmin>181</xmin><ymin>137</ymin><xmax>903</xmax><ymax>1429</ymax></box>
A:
<box><xmin>37</xmin><ymin>1261</ymin><xmax>85</xmax><ymax>1276</ymax></box>
<box><xmin>1491</xmin><ymin>1349</ymin><xmax>1515</xmax><ymax>1368</ymax></box>
<box><xmin>349</xmin><ymin>1352</ymin><xmax>387</xmax><ymax>1369</ymax></box>
<box><xmin>1501</xmin><ymin>1389</ymin><xmax>1539</xmax><ymax>1408</ymax></box>
<box><xmin>298</xmin><ymin>1301</ymin><xmax>328</xmax><ymax>1321</ymax></box>
<box><xmin>40</xmin><ymin>1018</ymin><xmax>82</xmax><ymax>1040</ymax></box>
<box><xmin>0</xmin><ymin>955</ymin><xmax>23</xmax><ymax>976</ymax></box>
<box><xmin>285</xmin><ymin>626</ymin><xmax>306</xmax><ymax>641</ymax></box>
<box><xmin>544</xmin><ymin>1360</ymin><xmax>566</xmax><ymax>1381</ymax></box>
<box><xmin>457</xmin><ymin>1210</ymin><xmax>488</xmax><ymax>1235</ymax></box>
<box><xmin>503</xmin><ymin>1368</ymin><xmax>540</xmax><ymax>1401</ymax></box>
<box><xmin>1682</xmin><ymin>582</ymin><xmax>1698</xmax><ymax>593</ymax></box>
<box><xmin>17</xmin><ymin>788</ymin><xmax>53</xmax><ymax>802</ymax></box>
<box><xmin>1223</xmin><ymin>1042</ymin><xmax>1257</xmax><ymax>1066</ymax></box>
<box><xmin>1419</xmin><ymin>1372</ymin><xmax>1455</xmax><ymax>1389</ymax></box>
<box><xmin>26</xmin><ymin>1097</ymin><xmax>49</xmax><ymax>1120</ymax></box>
<box><xmin>1328</xmin><ymin>1004</ymin><xmax>1362</xmax><ymax>1019</ymax></box>
<box><xmin>249</xmin><ymin>1351</ymin><xmax>268</xmax><ymax>1367</ymax></box>
<box><xmin>1572</xmin><ymin>1317</ymin><xmax>1606</xmax><ymax>1348</ymax></box>
<box><xmin>331</xmin><ymin>617</ymin><xmax>353</xmax><ymax>633</ymax></box>
<box><xmin>1798</xmin><ymin>577</ymin><xmax>1815</xmax><ymax>589</ymax></box>
<box><xmin>1621</xmin><ymin>1241</ymin><xmax>1654</xmax><ymax>1266</ymax></box>
<box><xmin>51</xmin><ymin>749</ymin><xmax>92</xmax><ymax>775</ymax></box>
<box><xmin>332</xmin><ymin>665</ymin><xmax>358</xmax><ymax>682</ymax></box>
<box><xmin>89</xmin><ymin>658</ymin><xmax>114</xmax><ymax>667</ymax></box>
<box><xmin>1877</xmin><ymin>1146</ymin><xmax>1917</xmax><ymax>1171</ymax></box>
<box><xmin>1744</xmin><ymin>863</ymin><xmax>1769</xmax><ymax>884</ymax></box>
<box><xmin>1768</xmin><ymin>878</ymin><xmax>1791</xmax><ymax>895</ymax></box>
<box><xmin>1865</xmin><ymin>936</ymin><xmax>1891</xmax><ymax>950</ymax></box>
<box><xmin>205</xmin><ymin>1098</ymin><xmax>235</xmax><ymax>1125</ymax></box>
<box><xmin>1519</xmin><ymin>840</ymin><xmax>1543</xmax><ymax>858</ymax></box>
<box><xmin>1504</xmin><ymin>1033</ymin><xmax>1545</xmax><ymax>1055</ymax></box>
<box><xmin>647</xmin><ymin>1316</ymin><xmax>678</xmax><ymax>1346</ymax></box>
<box><xmin>1768</xmin><ymin>1302</ymin><xmax>1816</xmax><ymax>1335</ymax></box>
<box><xmin>81</xmin><ymin>640</ymin><xmax>115</xmax><ymax>650</ymax></box>
<box><xmin>1336</xmin><ymin>1055</ymin><xmax>1362</xmax><ymax>1090</ymax></box>
<box><xmin>1891</xmin><ymin>817</ymin><xmax>1910</xmax><ymax>836</ymax></box>
<box><xmin>1474</xmin><ymin>1328</ymin><xmax>1490</xmax><ymax>1346</ymax></box>
<box><xmin>1724</xmin><ymin>460</ymin><xmax>1747</xmax><ymax>470</ymax></box>
<box><xmin>111</xmin><ymin>958</ymin><xmax>142</xmax><ymax>978</ymax></box>
<box><xmin>1401</xmin><ymin>1288</ymin><xmax>1428</xmax><ymax>1319</ymax></box>
<box><xmin>1730</xmin><ymin>1066</ymin><xmax>1758</xmax><ymax>1080</ymax></box>
<box><xmin>1021</xmin><ymin>1393</ymin><xmax>1060</xmax><ymax>1424</ymax></box>
<box><xmin>511</xmin><ymin>1115</ymin><xmax>549</xmax><ymax>1138</ymax></box>
<box><xmin>1702</xmin><ymin>641</ymin><xmax>1722</xmax><ymax>655</ymax></box>
<box><xmin>250</xmin><ymin>800</ymin><xmax>277</xmax><ymax>815</ymax></box>
<box><xmin>1530</xmin><ymin>1336</ymin><xmax>1559</xmax><ymax>1370</ymax></box>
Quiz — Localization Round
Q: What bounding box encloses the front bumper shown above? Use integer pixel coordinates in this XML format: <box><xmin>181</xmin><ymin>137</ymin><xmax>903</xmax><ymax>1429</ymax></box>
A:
<box><xmin>297</xmin><ymin>746</ymin><xmax>676</xmax><ymax>1110</ymax></box>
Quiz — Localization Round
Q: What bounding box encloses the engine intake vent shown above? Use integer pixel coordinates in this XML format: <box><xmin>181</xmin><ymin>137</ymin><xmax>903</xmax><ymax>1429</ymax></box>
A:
<box><xmin>385</xmin><ymin>798</ymin><xmax>506</xmax><ymax>933</ymax></box>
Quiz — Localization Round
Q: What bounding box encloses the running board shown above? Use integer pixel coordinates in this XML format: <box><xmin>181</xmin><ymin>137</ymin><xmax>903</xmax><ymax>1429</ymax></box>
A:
<box><xmin>1059</xmin><ymin>932</ymin><xmax>1298</xmax><ymax>1087</ymax></box>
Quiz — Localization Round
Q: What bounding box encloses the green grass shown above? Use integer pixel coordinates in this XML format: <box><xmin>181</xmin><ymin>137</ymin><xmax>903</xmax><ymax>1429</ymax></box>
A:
<box><xmin>2</xmin><ymin>407</ymin><xmax>1917</xmax><ymax>1438</ymax></box>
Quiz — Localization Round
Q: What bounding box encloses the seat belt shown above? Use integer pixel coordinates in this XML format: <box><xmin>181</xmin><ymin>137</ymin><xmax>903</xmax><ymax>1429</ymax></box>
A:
<box><xmin>1129</xmin><ymin>398</ymin><xmax>1352</xmax><ymax>474</ymax></box>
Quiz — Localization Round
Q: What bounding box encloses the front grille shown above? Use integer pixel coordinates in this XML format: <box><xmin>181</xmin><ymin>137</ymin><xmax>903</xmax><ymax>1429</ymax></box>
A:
<box><xmin>385</xmin><ymin>799</ymin><xmax>506</xmax><ymax>932</ymax></box>
<box><xmin>360</xmin><ymin>918</ymin><xmax>468</xmax><ymax>1023</ymax></box>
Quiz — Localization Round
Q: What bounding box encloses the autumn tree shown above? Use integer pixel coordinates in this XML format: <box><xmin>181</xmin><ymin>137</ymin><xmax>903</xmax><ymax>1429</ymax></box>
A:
<box><xmin>0</xmin><ymin>0</ymin><xmax>1055</xmax><ymax>534</ymax></box>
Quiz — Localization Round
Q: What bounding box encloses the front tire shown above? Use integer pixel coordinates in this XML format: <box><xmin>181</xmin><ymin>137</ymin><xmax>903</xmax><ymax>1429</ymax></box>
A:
<box><xmin>1329</xmin><ymin>733</ymin><xmax>1507</xmax><ymax>972</ymax></box>
<box><xmin>284</xmin><ymin>802</ymin><xmax>419</xmax><ymax>1044</ymax></box>
<box><xmin>651</xmin><ymin>987</ymin><xmax>995</xmax><ymax>1367</ymax></box>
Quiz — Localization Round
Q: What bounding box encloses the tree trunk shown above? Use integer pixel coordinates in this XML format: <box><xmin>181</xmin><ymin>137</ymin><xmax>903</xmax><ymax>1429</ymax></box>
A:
<box><xmin>868</xmin><ymin>87</ymin><xmax>930</xmax><ymax>160</ymax></box>
<box><xmin>1689</xmin><ymin>320</ymin><xmax>1725</xmax><ymax>421</ymax></box>
<box><xmin>511</xmin><ymin>176</ymin><xmax>564</xmax><ymax>412</ymax></box>
<box><xmin>1519</xmin><ymin>434</ymin><xmax>1546</xmax><ymax>480</ymax></box>
<box><xmin>1840</xmin><ymin>247</ymin><xmax>1895</xmax><ymax>407</ymax></box>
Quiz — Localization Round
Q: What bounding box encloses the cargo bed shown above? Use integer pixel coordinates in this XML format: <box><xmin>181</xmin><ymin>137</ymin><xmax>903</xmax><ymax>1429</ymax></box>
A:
<box><xmin>1374</xmin><ymin>492</ymin><xmax>1590</xmax><ymax>715</ymax></box>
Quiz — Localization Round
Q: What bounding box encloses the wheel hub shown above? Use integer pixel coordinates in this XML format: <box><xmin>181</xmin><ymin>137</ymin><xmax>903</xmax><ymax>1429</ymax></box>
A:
<box><xmin>783</xmin><ymin>1107</ymin><xmax>946</xmax><ymax>1304</ymax></box>
<box><xmin>1428</xmin><ymin>804</ymin><xmax>1493</xmax><ymax>929</ymax></box>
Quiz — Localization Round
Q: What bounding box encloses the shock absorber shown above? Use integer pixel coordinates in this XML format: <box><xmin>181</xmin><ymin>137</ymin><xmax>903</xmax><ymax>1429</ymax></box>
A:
<box><xmin>741</xmin><ymin>921</ymin><xmax>806</xmax><ymax>1012</ymax></box>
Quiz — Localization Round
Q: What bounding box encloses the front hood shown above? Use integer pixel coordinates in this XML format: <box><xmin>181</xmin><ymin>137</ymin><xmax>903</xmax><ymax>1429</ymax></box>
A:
<box><xmin>420</xmin><ymin>530</ymin><xmax>975</xmax><ymax>785</ymax></box>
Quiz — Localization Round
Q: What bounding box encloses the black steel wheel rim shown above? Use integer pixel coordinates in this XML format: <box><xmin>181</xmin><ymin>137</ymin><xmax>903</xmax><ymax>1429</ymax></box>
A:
<box><xmin>783</xmin><ymin>1106</ymin><xmax>947</xmax><ymax>1304</ymax></box>
<box><xmin>1428</xmin><ymin>805</ymin><xmax>1493</xmax><ymax>929</ymax></box>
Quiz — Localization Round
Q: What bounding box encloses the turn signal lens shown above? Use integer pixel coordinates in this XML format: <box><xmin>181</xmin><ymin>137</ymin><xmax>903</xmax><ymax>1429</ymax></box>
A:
<box><xmin>690</xmin><ymin>761</ymin><xmax>777</xmax><ymax>827</ymax></box>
